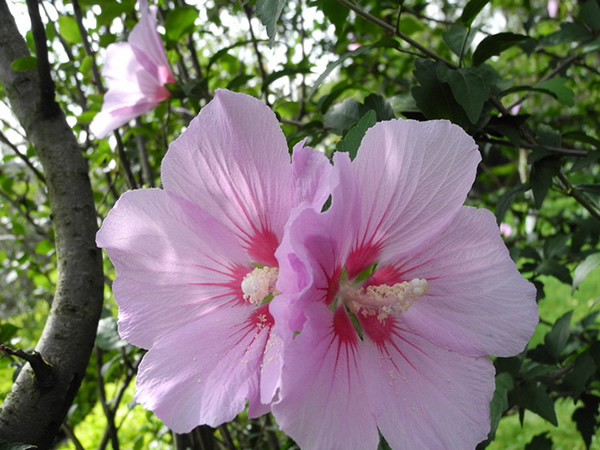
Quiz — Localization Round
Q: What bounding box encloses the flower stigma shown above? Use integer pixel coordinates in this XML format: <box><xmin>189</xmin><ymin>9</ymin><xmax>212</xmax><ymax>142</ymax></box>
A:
<box><xmin>241</xmin><ymin>266</ymin><xmax>281</xmax><ymax>305</ymax></box>
<box><xmin>341</xmin><ymin>278</ymin><xmax>429</xmax><ymax>323</ymax></box>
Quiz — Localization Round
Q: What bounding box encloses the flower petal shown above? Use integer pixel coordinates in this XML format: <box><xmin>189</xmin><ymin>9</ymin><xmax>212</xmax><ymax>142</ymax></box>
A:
<box><xmin>161</xmin><ymin>90</ymin><xmax>296</xmax><ymax>265</ymax></box>
<box><xmin>128</xmin><ymin>0</ymin><xmax>174</xmax><ymax>84</ymax></box>
<box><xmin>347</xmin><ymin>119</ymin><xmax>481</xmax><ymax>275</ymax></box>
<box><xmin>96</xmin><ymin>189</ymin><xmax>250</xmax><ymax>349</ymax></box>
<box><xmin>272</xmin><ymin>304</ymin><xmax>379</xmax><ymax>450</ymax></box>
<box><xmin>291</xmin><ymin>139</ymin><xmax>332</xmax><ymax>208</ymax></box>
<box><xmin>135</xmin><ymin>304</ymin><xmax>278</xmax><ymax>433</ymax></box>
<box><xmin>372</xmin><ymin>206</ymin><xmax>538</xmax><ymax>357</ymax></box>
<box><xmin>360</xmin><ymin>314</ymin><xmax>495</xmax><ymax>449</ymax></box>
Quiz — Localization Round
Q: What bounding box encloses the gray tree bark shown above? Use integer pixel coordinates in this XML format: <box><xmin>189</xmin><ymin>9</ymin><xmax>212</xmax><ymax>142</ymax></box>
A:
<box><xmin>0</xmin><ymin>0</ymin><xmax>104</xmax><ymax>447</ymax></box>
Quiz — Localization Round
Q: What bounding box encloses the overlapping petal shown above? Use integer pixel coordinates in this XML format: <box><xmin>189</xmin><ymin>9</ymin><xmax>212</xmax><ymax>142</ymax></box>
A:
<box><xmin>96</xmin><ymin>189</ymin><xmax>250</xmax><ymax>349</ymax></box>
<box><xmin>162</xmin><ymin>89</ymin><xmax>330</xmax><ymax>266</ymax></box>
<box><xmin>360</xmin><ymin>315</ymin><xmax>495</xmax><ymax>449</ymax></box>
<box><xmin>271</xmin><ymin>304</ymin><xmax>379</xmax><ymax>450</ymax></box>
<box><xmin>346</xmin><ymin>119</ymin><xmax>481</xmax><ymax>276</ymax></box>
<box><xmin>135</xmin><ymin>304</ymin><xmax>279</xmax><ymax>433</ymax></box>
<box><xmin>370</xmin><ymin>207</ymin><xmax>538</xmax><ymax>357</ymax></box>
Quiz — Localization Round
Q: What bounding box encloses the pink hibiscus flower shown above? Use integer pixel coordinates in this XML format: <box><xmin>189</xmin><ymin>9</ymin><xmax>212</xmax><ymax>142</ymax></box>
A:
<box><xmin>90</xmin><ymin>0</ymin><xmax>175</xmax><ymax>138</ymax></box>
<box><xmin>96</xmin><ymin>89</ymin><xmax>331</xmax><ymax>432</ymax></box>
<box><xmin>271</xmin><ymin>119</ymin><xmax>539</xmax><ymax>449</ymax></box>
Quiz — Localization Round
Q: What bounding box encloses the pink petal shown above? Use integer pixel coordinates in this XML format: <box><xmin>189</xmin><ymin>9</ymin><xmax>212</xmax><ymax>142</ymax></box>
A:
<box><xmin>347</xmin><ymin>119</ymin><xmax>481</xmax><ymax>276</ymax></box>
<box><xmin>274</xmin><ymin>152</ymin><xmax>360</xmax><ymax>318</ymax></box>
<box><xmin>372</xmin><ymin>207</ymin><xmax>538</xmax><ymax>357</ymax></box>
<box><xmin>271</xmin><ymin>304</ymin><xmax>379</xmax><ymax>449</ymax></box>
<box><xmin>291</xmin><ymin>140</ymin><xmax>332</xmax><ymax>208</ymax></box>
<box><xmin>161</xmin><ymin>90</ymin><xmax>299</xmax><ymax>265</ymax></box>
<box><xmin>90</xmin><ymin>43</ymin><xmax>168</xmax><ymax>138</ymax></box>
<box><xmin>135</xmin><ymin>304</ymin><xmax>278</xmax><ymax>433</ymax></box>
<box><xmin>96</xmin><ymin>189</ymin><xmax>250</xmax><ymax>349</ymax></box>
<box><xmin>129</xmin><ymin>0</ymin><xmax>174</xmax><ymax>84</ymax></box>
<box><xmin>360</xmin><ymin>314</ymin><xmax>495</xmax><ymax>449</ymax></box>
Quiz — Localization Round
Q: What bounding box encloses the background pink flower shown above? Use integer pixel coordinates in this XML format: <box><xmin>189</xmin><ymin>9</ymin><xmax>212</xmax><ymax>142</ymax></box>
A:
<box><xmin>96</xmin><ymin>90</ymin><xmax>331</xmax><ymax>432</ymax></box>
<box><xmin>271</xmin><ymin>119</ymin><xmax>539</xmax><ymax>449</ymax></box>
<box><xmin>90</xmin><ymin>0</ymin><xmax>175</xmax><ymax>138</ymax></box>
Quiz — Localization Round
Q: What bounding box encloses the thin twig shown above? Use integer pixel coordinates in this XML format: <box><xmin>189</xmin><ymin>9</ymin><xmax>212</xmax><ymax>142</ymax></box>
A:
<box><xmin>244</xmin><ymin>5</ymin><xmax>271</xmax><ymax>106</ymax></box>
<box><xmin>95</xmin><ymin>347</ymin><xmax>120</xmax><ymax>450</ymax></box>
<box><xmin>0</xmin><ymin>130</ymin><xmax>46</xmax><ymax>183</ymax></box>
<box><xmin>508</xmin><ymin>54</ymin><xmax>581</xmax><ymax>111</ymax></box>
<box><xmin>558</xmin><ymin>172</ymin><xmax>600</xmax><ymax>225</ymax></box>
<box><xmin>61</xmin><ymin>422</ymin><xmax>85</xmax><ymax>450</ymax></box>
<box><xmin>72</xmin><ymin>0</ymin><xmax>104</xmax><ymax>94</ymax></box>
<box><xmin>0</xmin><ymin>185</ymin><xmax>51</xmax><ymax>238</ymax></box>
<box><xmin>135</xmin><ymin>118</ymin><xmax>155</xmax><ymax>187</ymax></box>
<box><xmin>336</xmin><ymin>0</ymin><xmax>457</xmax><ymax>69</ymax></box>
<box><xmin>478</xmin><ymin>136</ymin><xmax>588</xmax><ymax>157</ymax></box>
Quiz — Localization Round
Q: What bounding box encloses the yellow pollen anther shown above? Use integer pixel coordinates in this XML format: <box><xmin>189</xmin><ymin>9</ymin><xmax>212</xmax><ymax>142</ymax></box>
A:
<box><xmin>342</xmin><ymin>278</ymin><xmax>428</xmax><ymax>322</ymax></box>
<box><xmin>241</xmin><ymin>267</ymin><xmax>280</xmax><ymax>305</ymax></box>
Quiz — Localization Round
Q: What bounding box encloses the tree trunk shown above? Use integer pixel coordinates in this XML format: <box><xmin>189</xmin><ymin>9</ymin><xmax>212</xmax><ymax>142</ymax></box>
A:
<box><xmin>0</xmin><ymin>1</ymin><xmax>104</xmax><ymax>447</ymax></box>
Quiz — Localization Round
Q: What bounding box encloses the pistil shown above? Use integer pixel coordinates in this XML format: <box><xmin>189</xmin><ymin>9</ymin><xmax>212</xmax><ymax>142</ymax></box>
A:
<box><xmin>241</xmin><ymin>266</ymin><xmax>281</xmax><ymax>305</ymax></box>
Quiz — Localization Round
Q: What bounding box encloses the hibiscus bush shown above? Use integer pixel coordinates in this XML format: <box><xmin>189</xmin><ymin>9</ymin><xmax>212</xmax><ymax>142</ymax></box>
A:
<box><xmin>0</xmin><ymin>0</ymin><xmax>599</xmax><ymax>448</ymax></box>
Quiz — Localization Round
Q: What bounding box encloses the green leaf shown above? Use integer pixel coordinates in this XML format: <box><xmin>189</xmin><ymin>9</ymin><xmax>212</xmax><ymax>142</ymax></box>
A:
<box><xmin>398</xmin><ymin>16</ymin><xmax>425</xmax><ymax>36</ymax></box>
<box><xmin>529</xmin><ymin>156</ymin><xmax>561</xmax><ymax>209</ymax></box>
<box><xmin>536</xmin><ymin>259</ymin><xmax>572</xmax><ymax>285</ymax></box>
<box><xmin>489</xmin><ymin>372</ymin><xmax>513</xmax><ymax>439</ymax></box>
<box><xmin>0</xmin><ymin>323</ymin><xmax>20</xmax><ymax>343</ymax></box>
<box><xmin>575</xmin><ymin>184</ymin><xmax>600</xmax><ymax>196</ymax></box>
<box><xmin>95</xmin><ymin>317</ymin><xmax>128</xmax><ymax>351</ymax></box>
<box><xmin>459</xmin><ymin>0</ymin><xmax>490</xmax><ymax>27</ymax></box>
<box><xmin>513</xmin><ymin>382</ymin><xmax>558</xmax><ymax>426</ymax></box>
<box><xmin>537</xmin><ymin>77</ymin><xmax>574</xmax><ymax>106</ymax></box>
<box><xmin>572</xmin><ymin>253</ymin><xmax>600</xmax><ymax>294</ymax></box>
<box><xmin>525</xmin><ymin>433</ymin><xmax>553</xmax><ymax>450</ymax></box>
<box><xmin>543</xmin><ymin>234</ymin><xmax>569</xmax><ymax>260</ymax></box>
<box><xmin>34</xmin><ymin>239</ymin><xmax>54</xmax><ymax>255</ymax></box>
<box><xmin>336</xmin><ymin>110</ymin><xmax>377</xmax><ymax>160</ymax></box>
<box><xmin>10</xmin><ymin>56</ymin><xmax>37</xmax><ymax>71</ymax></box>
<box><xmin>255</xmin><ymin>0</ymin><xmax>287</xmax><ymax>45</ymax></box>
<box><xmin>319</xmin><ymin>0</ymin><xmax>349</xmax><ymax>34</ymax></box>
<box><xmin>573</xmin><ymin>394</ymin><xmax>600</xmax><ymax>449</ymax></box>
<box><xmin>563</xmin><ymin>349</ymin><xmax>596</xmax><ymax>398</ymax></box>
<box><xmin>206</xmin><ymin>40</ymin><xmax>256</xmax><ymax>75</ymax></box>
<box><xmin>165</xmin><ymin>7</ymin><xmax>199</xmax><ymax>42</ymax></box>
<box><xmin>78</xmin><ymin>111</ymin><xmax>97</xmax><ymax>124</ymax></box>
<box><xmin>537</xmin><ymin>22</ymin><xmax>592</xmax><ymax>50</ymax></box>
<box><xmin>496</xmin><ymin>183</ymin><xmax>529</xmax><ymax>223</ymax></box>
<box><xmin>562</xmin><ymin>130</ymin><xmax>600</xmax><ymax>149</ymax></box>
<box><xmin>411</xmin><ymin>59</ymin><xmax>467</xmax><ymax>126</ymax></box>
<box><xmin>442</xmin><ymin>24</ymin><xmax>476</xmax><ymax>57</ymax></box>
<box><xmin>263</xmin><ymin>67</ymin><xmax>312</xmax><ymax>93</ymax></box>
<box><xmin>58</xmin><ymin>15</ymin><xmax>82</xmax><ymax>44</ymax></box>
<box><xmin>324</xmin><ymin>98</ymin><xmax>364</xmax><ymax>133</ymax></box>
<box><xmin>544</xmin><ymin>310</ymin><xmax>573</xmax><ymax>361</ymax></box>
<box><xmin>437</xmin><ymin>66</ymin><xmax>492</xmax><ymax>124</ymax></box>
<box><xmin>580</xmin><ymin>0</ymin><xmax>600</xmax><ymax>30</ymax></box>
<box><xmin>363</xmin><ymin>94</ymin><xmax>395</xmax><ymax>121</ymax></box>
<box><xmin>309</xmin><ymin>39</ymin><xmax>399</xmax><ymax>99</ymax></box>
<box><xmin>472</xmin><ymin>32</ymin><xmax>528</xmax><ymax>66</ymax></box>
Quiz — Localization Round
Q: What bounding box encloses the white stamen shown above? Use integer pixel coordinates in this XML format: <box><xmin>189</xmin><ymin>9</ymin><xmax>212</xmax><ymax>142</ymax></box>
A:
<box><xmin>341</xmin><ymin>278</ymin><xmax>428</xmax><ymax>322</ymax></box>
<box><xmin>241</xmin><ymin>267</ymin><xmax>280</xmax><ymax>305</ymax></box>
